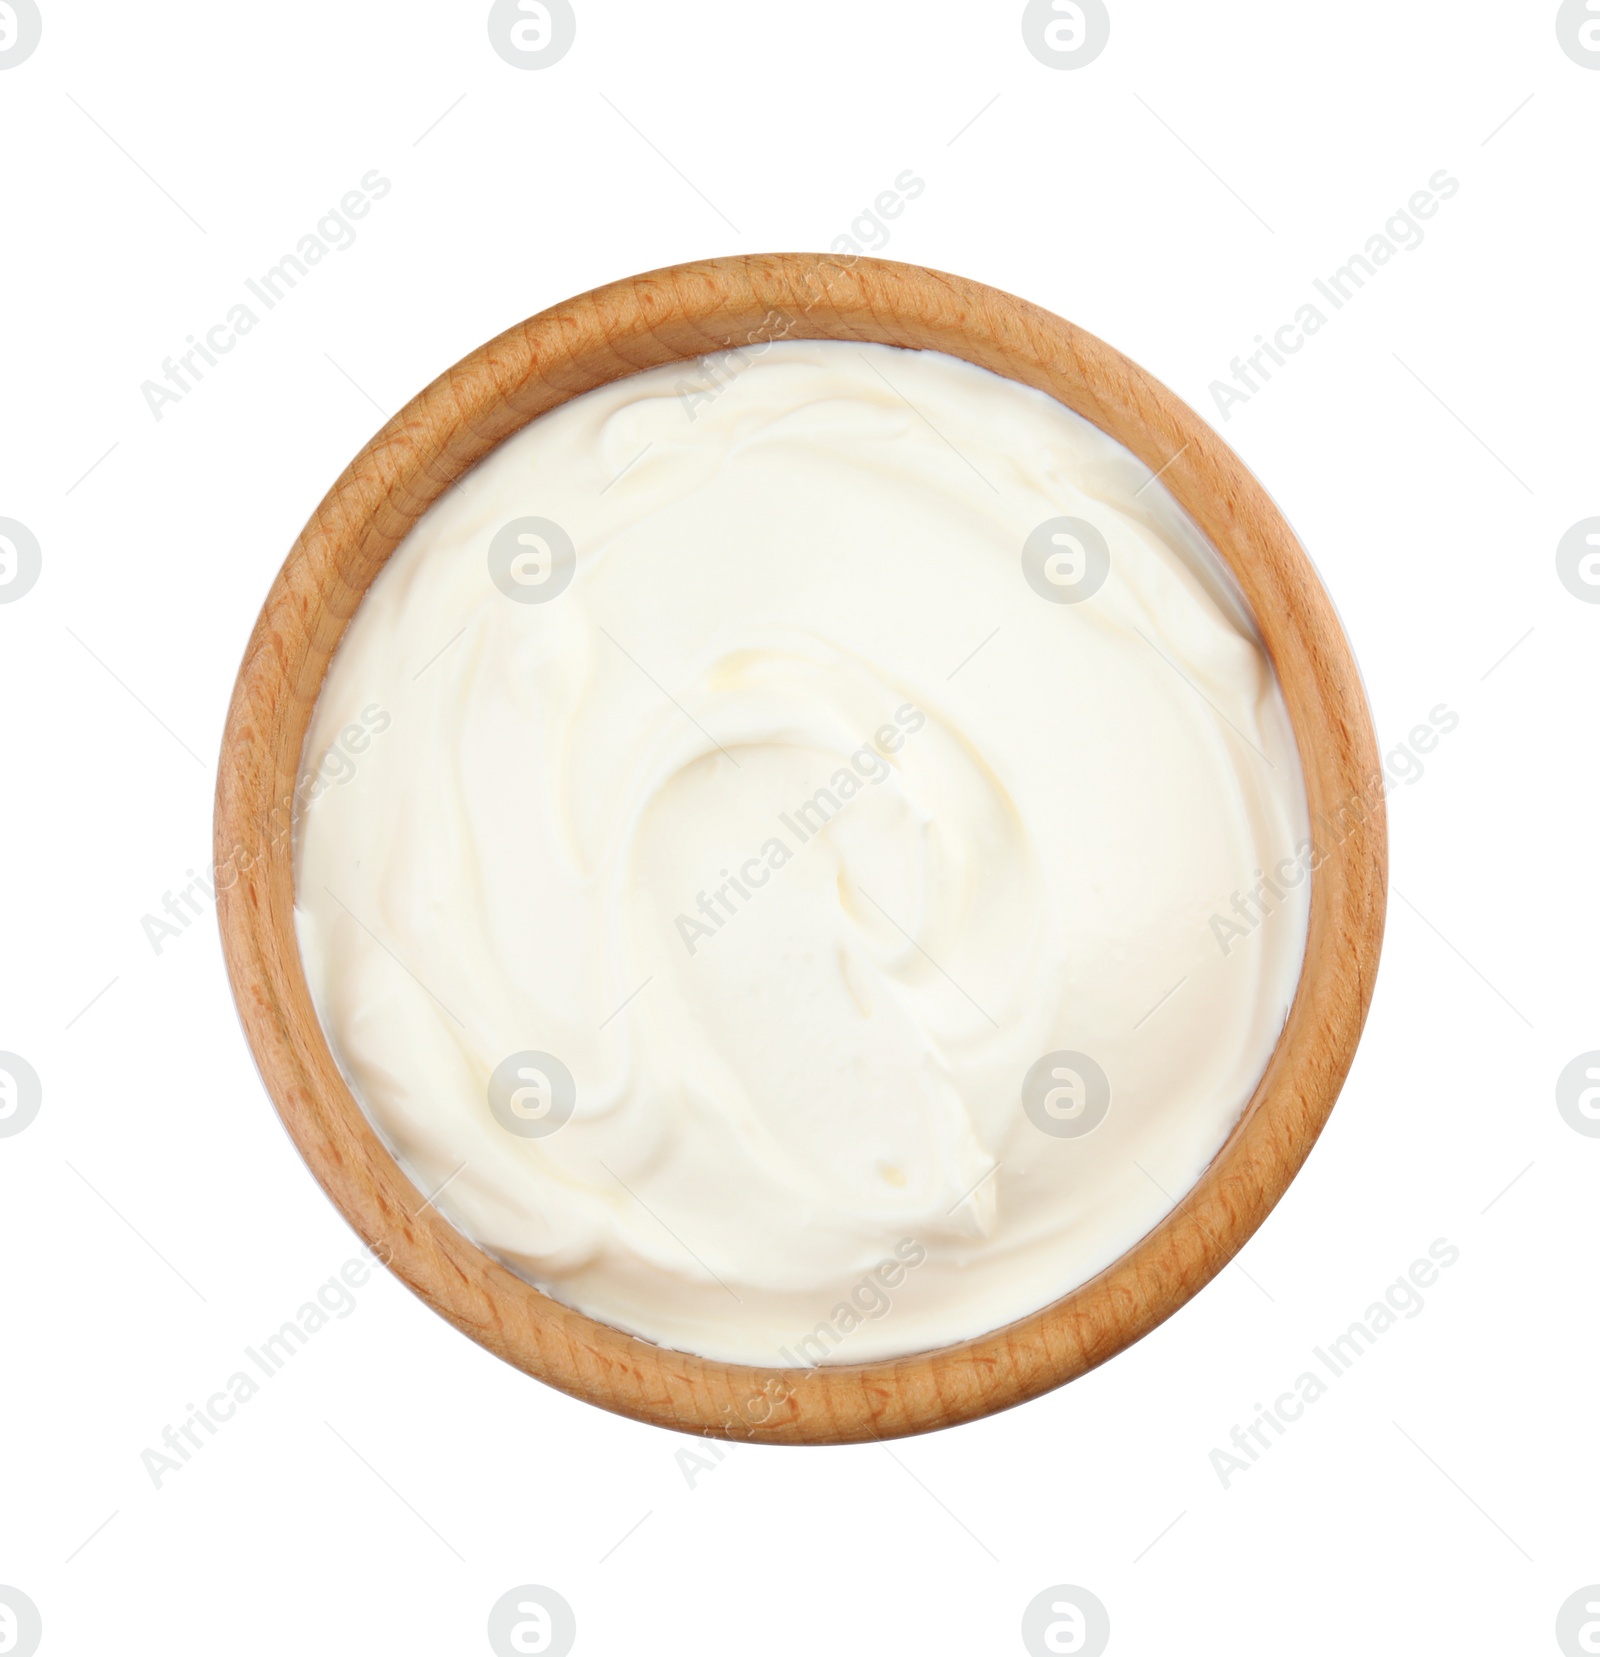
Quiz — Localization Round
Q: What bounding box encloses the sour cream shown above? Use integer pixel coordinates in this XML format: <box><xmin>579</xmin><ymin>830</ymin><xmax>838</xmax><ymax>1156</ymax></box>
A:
<box><xmin>294</xmin><ymin>341</ymin><xmax>1310</xmax><ymax>1365</ymax></box>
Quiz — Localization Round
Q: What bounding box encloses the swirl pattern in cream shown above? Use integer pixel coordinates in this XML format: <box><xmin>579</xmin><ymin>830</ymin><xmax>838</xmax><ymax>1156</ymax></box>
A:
<box><xmin>294</xmin><ymin>342</ymin><xmax>1309</xmax><ymax>1364</ymax></box>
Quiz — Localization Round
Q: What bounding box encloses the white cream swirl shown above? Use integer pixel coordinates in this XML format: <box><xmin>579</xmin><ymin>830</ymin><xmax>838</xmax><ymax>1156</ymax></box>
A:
<box><xmin>294</xmin><ymin>341</ymin><xmax>1309</xmax><ymax>1364</ymax></box>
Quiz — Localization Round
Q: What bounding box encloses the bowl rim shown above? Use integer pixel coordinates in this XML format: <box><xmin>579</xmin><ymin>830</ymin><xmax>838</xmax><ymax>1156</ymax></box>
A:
<box><xmin>214</xmin><ymin>252</ymin><xmax>1387</xmax><ymax>1445</ymax></box>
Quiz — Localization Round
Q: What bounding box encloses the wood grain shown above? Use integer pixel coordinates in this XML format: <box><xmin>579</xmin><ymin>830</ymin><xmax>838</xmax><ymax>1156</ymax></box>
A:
<box><xmin>214</xmin><ymin>254</ymin><xmax>1387</xmax><ymax>1444</ymax></box>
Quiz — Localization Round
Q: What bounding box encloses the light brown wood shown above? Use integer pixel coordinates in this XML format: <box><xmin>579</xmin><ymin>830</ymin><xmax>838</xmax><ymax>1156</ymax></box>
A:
<box><xmin>214</xmin><ymin>254</ymin><xmax>1387</xmax><ymax>1444</ymax></box>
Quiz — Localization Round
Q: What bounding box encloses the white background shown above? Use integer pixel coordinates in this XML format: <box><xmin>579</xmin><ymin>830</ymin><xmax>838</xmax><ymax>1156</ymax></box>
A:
<box><xmin>2</xmin><ymin>2</ymin><xmax>1596</xmax><ymax>1652</ymax></box>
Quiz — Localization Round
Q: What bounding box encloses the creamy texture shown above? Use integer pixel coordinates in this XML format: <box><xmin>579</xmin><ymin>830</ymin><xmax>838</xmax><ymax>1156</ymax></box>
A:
<box><xmin>294</xmin><ymin>341</ymin><xmax>1310</xmax><ymax>1365</ymax></box>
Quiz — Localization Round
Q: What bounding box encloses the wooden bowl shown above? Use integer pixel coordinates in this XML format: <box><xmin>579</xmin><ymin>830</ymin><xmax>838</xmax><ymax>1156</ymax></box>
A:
<box><xmin>215</xmin><ymin>254</ymin><xmax>1386</xmax><ymax>1444</ymax></box>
